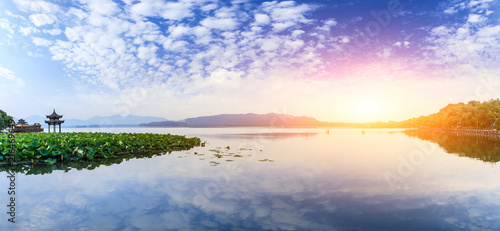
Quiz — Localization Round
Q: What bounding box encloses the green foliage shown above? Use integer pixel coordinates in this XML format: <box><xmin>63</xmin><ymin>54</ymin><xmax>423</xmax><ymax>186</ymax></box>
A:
<box><xmin>0</xmin><ymin>110</ymin><xmax>13</xmax><ymax>130</ymax></box>
<box><xmin>0</xmin><ymin>132</ymin><xmax>201</xmax><ymax>164</ymax></box>
<box><xmin>402</xmin><ymin>99</ymin><xmax>500</xmax><ymax>129</ymax></box>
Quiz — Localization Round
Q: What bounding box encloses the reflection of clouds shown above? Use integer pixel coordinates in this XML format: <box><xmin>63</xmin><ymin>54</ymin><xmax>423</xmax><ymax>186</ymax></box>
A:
<box><xmin>10</xmin><ymin>162</ymin><xmax>500</xmax><ymax>230</ymax></box>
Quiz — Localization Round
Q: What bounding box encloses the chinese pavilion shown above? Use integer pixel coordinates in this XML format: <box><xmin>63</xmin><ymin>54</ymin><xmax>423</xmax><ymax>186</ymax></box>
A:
<box><xmin>45</xmin><ymin>109</ymin><xmax>64</xmax><ymax>133</ymax></box>
<box><xmin>17</xmin><ymin>119</ymin><xmax>27</xmax><ymax>125</ymax></box>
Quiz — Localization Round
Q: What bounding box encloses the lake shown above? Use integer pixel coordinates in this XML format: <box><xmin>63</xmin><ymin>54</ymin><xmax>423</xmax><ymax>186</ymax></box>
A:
<box><xmin>1</xmin><ymin>127</ymin><xmax>500</xmax><ymax>230</ymax></box>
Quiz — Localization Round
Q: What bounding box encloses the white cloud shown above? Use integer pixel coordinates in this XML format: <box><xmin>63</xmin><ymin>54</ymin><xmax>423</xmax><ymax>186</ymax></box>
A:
<box><xmin>291</xmin><ymin>30</ymin><xmax>304</xmax><ymax>37</ymax></box>
<box><xmin>272</xmin><ymin>21</ymin><xmax>295</xmax><ymax>32</ymax></box>
<box><xmin>137</xmin><ymin>44</ymin><xmax>158</xmax><ymax>62</ymax></box>
<box><xmin>6</xmin><ymin>0</ymin><xmax>325</xmax><ymax>103</ymax></box>
<box><xmin>200</xmin><ymin>17</ymin><xmax>238</xmax><ymax>30</ymax></box>
<box><xmin>393</xmin><ymin>41</ymin><xmax>410</xmax><ymax>48</ymax></box>
<box><xmin>0</xmin><ymin>19</ymin><xmax>15</xmax><ymax>34</ymax></box>
<box><xmin>29</xmin><ymin>14</ymin><xmax>56</xmax><ymax>26</ymax></box>
<box><xmin>161</xmin><ymin>1</ymin><xmax>196</xmax><ymax>20</ymax></box>
<box><xmin>422</xmin><ymin>11</ymin><xmax>500</xmax><ymax>105</ymax></box>
<box><xmin>376</xmin><ymin>47</ymin><xmax>392</xmax><ymax>58</ymax></box>
<box><xmin>130</xmin><ymin>0</ymin><xmax>195</xmax><ymax>21</ymax></box>
<box><xmin>254</xmin><ymin>13</ymin><xmax>270</xmax><ymax>25</ymax></box>
<box><xmin>19</xmin><ymin>26</ymin><xmax>39</xmax><ymax>36</ymax></box>
<box><xmin>339</xmin><ymin>36</ymin><xmax>350</xmax><ymax>43</ymax></box>
<box><xmin>32</xmin><ymin>36</ymin><xmax>52</xmax><ymax>46</ymax></box>
<box><xmin>0</xmin><ymin>66</ymin><xmax>25</xmax><ymax>87</ymax></box>
<box><xmin>163</xmin><ymin>40</ymin><xmax>188</xmax><ymax>51</ymax></box>
<box><xmin>168</xmin><ymin>25</ymin><xmax>190</xmax><ymax>38</ymax></box>
<box><xmin>317</xmin><ymin>19</ymin><xmax>337</xmax><ymax>31</ymax></box>
<box><xmin>13</xmin><ymin>0</ymin><xmax>61</xmax><ymax>14</ymax></box>
<box><xmin>0</xmin><ymin>66</ymin><xmax>17</xmax><ymax>81</ymax></box>
<box><xmin>467</xmin><ymin>14</ymin><xmax>486</xmax><ymax>23</ymax></box>
<box><xmin>260</xmin><ymin>1</ymin><xmax>314</xmax><ymax>33</ymax></box>
<box><xmin>443</xmin><ymin>7</ymin><xmax>457</xmax><ymax>14</ymax></box>
<box><xmin>81</xmin><ymin>0</ymin><xmax>119</xmax><ymax>16</ymax></box>
<box><xmin>260</xmin><ymin>38</ymin><xmax>280</xmax><ymax>51</ymax></box>
<box><xmin>201</xmin><ymin>3</ymin><xmax>218</xmax><ymax>11</ymax></box>
<box><xmin>263</xmin><ymin>1</ymin><xmax>313</xmax><ymax>22</ymax></box>
<box><xmin>43</xmin><ymin>28</ymin><xmax>62</xmax><ymax>35</ymax></box>
<box><xmin>67</xmin><ymin>7</ymin><xmax>89</xmax><ymax>21</ymax></box>
<box><xmin>468</xmin><ymin>0</ymin><xmax>494</xmax><ymax>9</ymax></box>
<box><xmin>284</xmin><ymin>39</ymin><xmax>304</xmax><ymax>51</ymax></box>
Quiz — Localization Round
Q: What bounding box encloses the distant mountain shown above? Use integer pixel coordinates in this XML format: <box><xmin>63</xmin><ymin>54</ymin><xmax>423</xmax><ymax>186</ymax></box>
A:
<box><xmin>185</xmin><ymin>113</ymin><xmax>323</xmax><ymax>127</ymax></box>
<box><xmin>20</xmin><ymin>115</ymin><xmax>169</xmax><ymax>127</ymax></box>
<box><xmin>140</xmin><ymin>121</ymin><xmax>188</xmax><ymax>127</ymax></box>
<box><xmin>141</xmin><ymin>113</ymin><xmax>324</xmax><ymax>127</ymax></box>
<box><xmin>20</xmin><ymin>113</ymin><xmax>403</xmax><ymax>129</ymax></box>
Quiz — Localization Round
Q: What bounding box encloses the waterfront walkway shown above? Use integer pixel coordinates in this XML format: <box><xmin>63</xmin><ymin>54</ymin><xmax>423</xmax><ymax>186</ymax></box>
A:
<box><xmin>419</xmin><ymin>127</ymin><xmax>500</xmax><ymax>138</ymax></box>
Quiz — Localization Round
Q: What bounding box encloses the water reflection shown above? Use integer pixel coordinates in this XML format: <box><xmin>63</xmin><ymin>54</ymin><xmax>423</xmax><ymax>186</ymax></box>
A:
<box><xmin>403</xmin><ymin>129</ymin><xmax>500</xmax><ymax>163</ymax></box>
<box><xmin>0</xmin><ymin>152</ymin><xmax>167</xmax><ymax>175</ymax></box>
<box><xmin>207</xmin><ymin>132</ymin><xmax>319</xmax><ymax>140</ymax></box>
<box><xmin>1</xmin><ymin>128</ymin><xmax>500</xmax><ymax>230</ymax></box>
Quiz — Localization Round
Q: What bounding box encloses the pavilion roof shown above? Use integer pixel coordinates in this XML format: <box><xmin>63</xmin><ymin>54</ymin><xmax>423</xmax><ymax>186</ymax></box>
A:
<box><xmin>46</xmin><ymin>109</ymin><xmax>63</xmax><ymax>119</ymax></box>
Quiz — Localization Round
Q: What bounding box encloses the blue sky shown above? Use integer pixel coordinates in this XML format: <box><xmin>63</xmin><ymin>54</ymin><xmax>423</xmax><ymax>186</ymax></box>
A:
<box><xmin>0</xmin><ymin>0</ymin><xmax>499</xmax><ymax>122</ymax></box>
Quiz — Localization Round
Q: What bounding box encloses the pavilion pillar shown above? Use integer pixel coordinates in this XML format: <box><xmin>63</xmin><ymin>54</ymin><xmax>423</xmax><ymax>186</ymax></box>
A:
<box><xmin>45</xmin><ymin>109</ymin><xmax>64</xmax><ymax>134</ymax></box>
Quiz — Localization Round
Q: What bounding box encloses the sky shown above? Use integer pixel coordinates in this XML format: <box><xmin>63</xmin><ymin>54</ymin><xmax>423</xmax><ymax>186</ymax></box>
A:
<box><xmin>0</xmin><ymin>0</ymin><xmax>499</xmax><ymax>123</ymax></box>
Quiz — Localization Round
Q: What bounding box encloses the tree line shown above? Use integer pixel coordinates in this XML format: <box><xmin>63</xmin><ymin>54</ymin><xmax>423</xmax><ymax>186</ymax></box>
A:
<box><xmin>0</xmin><ymin>110</ymin><xmax>13</xmax><ymax>130</ymax></box>
<box><xmin>401</xmin><ymin>99</ymin><xmax>500</xmax><ymax>129</ymax></box>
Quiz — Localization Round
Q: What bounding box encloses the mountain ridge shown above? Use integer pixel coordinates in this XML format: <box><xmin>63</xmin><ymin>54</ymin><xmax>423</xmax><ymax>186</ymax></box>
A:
<box><xmin>16</xmin><ymin>112</ymin><xmax>399</xmax><ymax>128</ymax></box>
<box><xmin>18</xmin><ymin>115</ymin><xmax>169</xmax><ymax>128</ymax></box>
<box><xmin>141</xmin><ymin>113</ymin><xmax>324</xmax><ymax>127</ymax></box>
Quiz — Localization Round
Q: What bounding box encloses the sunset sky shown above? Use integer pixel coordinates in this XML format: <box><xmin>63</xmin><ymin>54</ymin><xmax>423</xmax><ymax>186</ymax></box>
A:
<box><xmin>0</xmin><ymin>0</ymin><xmax>499</xmax><ymax>122</ymax></box>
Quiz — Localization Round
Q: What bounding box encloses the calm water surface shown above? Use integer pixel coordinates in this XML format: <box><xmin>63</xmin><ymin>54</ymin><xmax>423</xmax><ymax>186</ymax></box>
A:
<box><xmin>1</xmin><ymin>127</ymin><xmax>499</xmax><ymax>230</ymax></box>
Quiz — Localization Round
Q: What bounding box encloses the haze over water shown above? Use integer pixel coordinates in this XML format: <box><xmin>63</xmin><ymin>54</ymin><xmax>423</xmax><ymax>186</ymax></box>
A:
<box><xmin>1</xmin><ymin>127</ymin><xmax>499</xmax><ymax>230</ymax></box>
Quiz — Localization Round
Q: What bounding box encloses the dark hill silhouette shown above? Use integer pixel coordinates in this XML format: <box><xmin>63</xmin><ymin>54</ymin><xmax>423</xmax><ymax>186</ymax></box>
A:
<box><xmin>140</xmin><ymin>121</ymin><xmax>188</xmax><ymax>127</ymax></box>
<box><xmin>184</xmin><ymin>113</ymin><xmax>322</xmax><ymax>127</ymax></box>
<box><xmin>140</xmin><ymin>113</ymin><xmax>324</xmax><ymax>127</ymax></box>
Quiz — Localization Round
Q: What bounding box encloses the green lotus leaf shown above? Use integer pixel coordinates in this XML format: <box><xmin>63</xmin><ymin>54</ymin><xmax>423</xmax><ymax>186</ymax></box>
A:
<box><xmin>45</xmin><ymin>158</ymin><xmax>56</xmax><ymax>164</ymax></box>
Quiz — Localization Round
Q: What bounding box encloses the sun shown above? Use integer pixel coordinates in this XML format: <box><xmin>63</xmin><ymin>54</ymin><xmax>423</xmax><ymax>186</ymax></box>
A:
<box><xmin>355</xmin><ymin>101</ymin><xmax>382</xmax><ymax>121</ymax></box>
<box><xmin>359</xmin><ymin>102</ymin><xmax>378</xmax><ymax>114</ymax></box>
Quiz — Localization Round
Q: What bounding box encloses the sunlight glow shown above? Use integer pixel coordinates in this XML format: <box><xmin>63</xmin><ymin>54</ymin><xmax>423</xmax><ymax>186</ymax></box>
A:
<box><xmin>353</xmin><ymin>100</ymin><xmax>384</xmax><ymax>122</ymax></box>
<box><xmin>359</xmin><ymin>102</ymin><xmax>379</xmax><ymax>115</ymax></box>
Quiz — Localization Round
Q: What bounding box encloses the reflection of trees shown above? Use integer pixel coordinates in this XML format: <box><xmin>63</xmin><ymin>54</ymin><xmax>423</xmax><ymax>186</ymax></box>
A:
<box><xmin>404</xmin><ymin>129</ymin><xmax>500</xmax><ymax>163</ymax></box>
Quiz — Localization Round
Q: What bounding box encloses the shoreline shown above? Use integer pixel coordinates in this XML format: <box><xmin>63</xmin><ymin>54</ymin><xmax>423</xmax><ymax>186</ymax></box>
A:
<box><xmin>417</xmin><ymin>127</ymin><xmax>500</xmax><ymax>138</ymax></box>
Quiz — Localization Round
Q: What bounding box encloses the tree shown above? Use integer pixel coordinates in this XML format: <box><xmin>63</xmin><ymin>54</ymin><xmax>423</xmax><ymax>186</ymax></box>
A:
<box><xmin>403</xmin><ymin>99</ymin><xmax>500</xmax><ymax>129</ymax></box>
<box><xmin>0</xmin><ymin>110</ymin><xmax>13</xmax><ymax>130</ymax></box>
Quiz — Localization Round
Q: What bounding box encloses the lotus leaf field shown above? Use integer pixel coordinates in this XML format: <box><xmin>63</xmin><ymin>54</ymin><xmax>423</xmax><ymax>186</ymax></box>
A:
<box><xmin>0</xmin><ymin>132</ymin><xmax>201</xmax><ymax>165</ymax></box>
